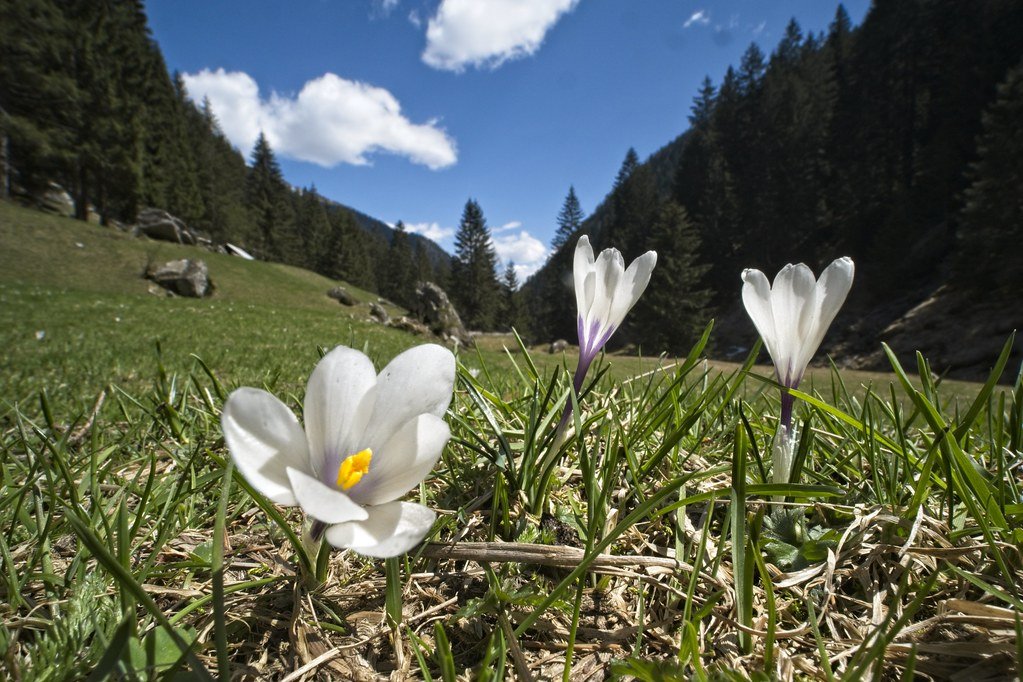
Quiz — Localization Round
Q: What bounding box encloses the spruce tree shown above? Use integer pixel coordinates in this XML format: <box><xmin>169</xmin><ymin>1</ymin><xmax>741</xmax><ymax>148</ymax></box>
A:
<box><xmin>245</xmin><ymin>133</ymin><xmax>296</xmax><ymax>261</ymax></box>
<box><xmin>633</xmin><ymin>201</ymin><xmax>711</xmax><ymax>354</ymax></box>
<box><xmin>551</xmin><ymin>186</ymin><xmax>584</xmax><ymax>251</ymax></box>
<box><xmin>451</xmin><ymin>199</ymin><xmax>500</xmax><ymax>330</ymax></box>
<box><xmin>608</xmin><ymin>162</ymin><xmax>658</xmax><ymax>261</ymax></box>
<box><xmin>295</xmin><ymin>185</ymin><xmax>331</xmax><ymax>272</ymax></box>
<box><xmin>383</xmin><ymin>221</ymin><xmax>415</xmax><ymax>307</ymax></box>
<box><xmin>957</xmin><ymin>58</ymin><xmax>1023</xmax><ymax>289</ymax></box>
<box><xmin>499</xmin><ymin>261</ymin><xmax>524</xmax><ymax>332</ymax></box>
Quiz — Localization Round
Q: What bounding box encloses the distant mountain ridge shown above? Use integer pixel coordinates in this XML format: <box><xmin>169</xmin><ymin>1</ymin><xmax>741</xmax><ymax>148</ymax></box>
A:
<box><xmin>324</xmin><ymin>198</ymin><xmax>452</xmax><ymax>269</ymax></box>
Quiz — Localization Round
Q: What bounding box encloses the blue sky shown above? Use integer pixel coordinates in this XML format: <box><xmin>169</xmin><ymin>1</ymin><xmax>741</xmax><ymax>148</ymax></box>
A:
<box><xmin>147</xmin><ymin>0</ymin><xmax>869</xmax><ymax>279</ymax></box>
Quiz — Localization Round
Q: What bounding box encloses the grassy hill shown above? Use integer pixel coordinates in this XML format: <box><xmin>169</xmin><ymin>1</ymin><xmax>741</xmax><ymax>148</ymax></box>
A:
<box><xmin>0</xmin><ymin>200</ymin><xmax>990</xmax><ymax>414</ymax></box>
<box><xmin>0</xmin><ymin>200</ymin><xmax>425</xmax><ymax>412</ymax></box>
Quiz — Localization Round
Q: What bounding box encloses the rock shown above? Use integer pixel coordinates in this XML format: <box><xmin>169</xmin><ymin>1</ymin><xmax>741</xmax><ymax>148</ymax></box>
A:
<box><xmin>327</xmin><ymin>286</ymin><xmax>357</xmax><ymax>306</ymax></box>
<box><xmin>369</xmin><ymin>302</ymin><xmax>389</xmax><ymax>324</ymax></box>
<box><xmin>136</xmin><ymin>208</ymin><xmax>195</xmax><ymax>245</ymax></box>
<box><xmin>387</xmin><ymin>316</ymin><xmax>430</xmax><ymax>336</ymax></box>
<box><xmin>38</xmin><ymin>183</ymin><xmax>75</xmax><ymax>217</ymax></box>
<box><xmin>411</xmin><ymin>281</ymin><xmax>471</xmax><ymax>346</ymax></box>
<box><xmin>549</xmin><ymin>339</ymin><xmax>569</xmax><ymax>354</ymax></box>
<box><xmin>145</xmin><ymin>258</ymin><xmax>212</xmax><ymax>298</ymax></box>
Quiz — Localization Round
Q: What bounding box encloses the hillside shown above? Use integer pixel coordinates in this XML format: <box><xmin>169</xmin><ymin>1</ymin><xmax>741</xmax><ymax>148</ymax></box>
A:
<box><xmin>523</xmin><ymin>1</ymin><xmax>1023</xmax><ymax>381</ymax></box>
<box><xmin>0</xmin><ymin>200</ymin><xmax>429</xmax><ymax>411</ymax></box>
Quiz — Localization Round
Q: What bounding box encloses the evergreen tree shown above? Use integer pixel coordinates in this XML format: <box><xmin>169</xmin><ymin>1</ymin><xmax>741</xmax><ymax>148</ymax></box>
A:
<box><xmin>414</xmin><ymin>243</ymin><xmax>433</xmax><ymax>284</ymax></box>
<box><xmin>612</xmin><ymin>148</ymin><xmax>640</xmax><ymax>191</ymax></box>
<box><xmin>957</xmin><ymin>58</ymin><xmax>1023</xmax><ymax>289</ymax></box>
<box><xmin>499</xmin><ymin>261</ymin><xmax>525</xmax><ymax>332</ymax></box>
<box><xmin>189</xmin><ymin>99</ymin><xmax>249</xmax><ymax>245</ymax></box>
<box><xmin>633</xmin><ymin>201</ymin><xmax>711</xmax><ymax>354</ymax></box>
<box><xmin>551</xmin><ymin>186</ymin><xmax>584</xmax><ymax>251</ymax></box>
<box><xmin>451</xmin><ymin>199</ymin><xmax>500</xmax><ymax>330</ymax></box>
<box><xmin>608</xmin><ymin>161</ymin><xmax>658</xmax><ymax>261</ymax></box>
<box><xmin>0</xmin><ymin>0</ymin><xmax>79</xmax><ymax>200</ymax></box>
<box><xmin>245</xmin><ymin>133</ymin><xmax>296</xmax><ymax>261</ymax></box>
<box><xmin>382</xmin><ymin>220</ymin><xmax>415</xmax><ymax>306</ymax></box>
<box><xmin>295</xmin><ymin>185</ymin><xmax>331</xmax><ymax>272</ymax></box>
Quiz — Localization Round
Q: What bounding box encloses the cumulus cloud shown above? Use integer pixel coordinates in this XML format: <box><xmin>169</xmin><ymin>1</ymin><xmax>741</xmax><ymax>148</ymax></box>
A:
<box><xmin>683</xmin><ymin>10</ymin><xmax>710</xmax><ymax>28</ymax></box>
<box><xmin>406</xmin><ymin>221</ymin><xmax>456</xmax><ymax>244</ymax></box>
<box><xmin>491</xmin><ymin>230</ymin><xmax>548</xmax><ymax>279</ymax></box>
<box><xmin>181</xmin><ymin>68</ymin><xmax>457</xmax><ymax>169</ymax></box>
<box><xmin>492</xmin><ymin>220</ymin><xmax>522</xmax><ymax>233</ymax></box>
<box><xmin>422</xmin><ymin>0</ymin><xmax>579</xmax><ymax>72</ymax></box>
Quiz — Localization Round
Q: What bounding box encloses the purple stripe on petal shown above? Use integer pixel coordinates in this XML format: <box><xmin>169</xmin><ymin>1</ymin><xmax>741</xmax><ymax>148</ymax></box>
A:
<box><xmin>321</xmin><ymin>452</ymin><xmax>340</xmax><ymax>487</ymax></box>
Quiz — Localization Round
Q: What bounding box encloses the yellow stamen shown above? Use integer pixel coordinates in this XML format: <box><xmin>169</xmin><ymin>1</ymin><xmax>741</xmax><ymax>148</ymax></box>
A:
<box><xmin>336</xmin><ymin>448</ymin><xmax>372</xmax><ymax>491</ymax></box>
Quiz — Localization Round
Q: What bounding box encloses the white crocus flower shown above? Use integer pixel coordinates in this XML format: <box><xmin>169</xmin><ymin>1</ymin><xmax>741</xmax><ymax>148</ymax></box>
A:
<box><xmin>221</xmin><ymin>344</ymin><xmax>454</xmax><ymax>558</ymax></box>
<box><xmin>741</xmin><ymin>257</ymin><xmax>854</xmax><ymax>485</ymax></box>
<box><xmin>572</xmin><ymin>235</ymin><xmax>657</xmax><ymax>389</ymax></box>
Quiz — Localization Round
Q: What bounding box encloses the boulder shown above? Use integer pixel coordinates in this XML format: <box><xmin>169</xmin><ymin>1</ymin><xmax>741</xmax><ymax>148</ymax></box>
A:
<box><xmin>369</xmin><ymin>302</ymin><xmax>389</xmax><ymax>324</ymax></box>
<box><xmin>145</xmin><ymin>258</ymin><xmax>212</xmax><ymax>298</ymax></box>
<box><xmin>411</xmin><ymin>281</ymin><xmax>471</xmax><ymax>346</ymax></box>
<box><xmin>38</xmin><ymin>183</ymin><xmax>75</xmax><ymax>217</ymax></box>
<box><xmin>548</xmin><ymin>339</ymin><xmax>569</xmax><ymax>354</ymax></box>
<box><xmin>327</xmin><ymin>286</ymin><xmax>357</xmax><ymax>306</ymax></box>
<box><xmin>137</xmin><ymin>208</ymin><xmax>195</xmax><ymax>245</ymax></box>
<box><xmin>388</xmin><ymin>316</ymin><xmax>430</xmax><ymax>336</ymax></box>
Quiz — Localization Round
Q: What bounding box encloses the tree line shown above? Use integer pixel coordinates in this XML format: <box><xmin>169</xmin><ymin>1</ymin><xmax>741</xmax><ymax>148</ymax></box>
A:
<box><xmin>524</xmin><ymin>0</ymin><xmax>1023</xmax><ymax>354</ymax></box>
<box><xmin>0</xmin><ymin>0</ymin><xmax>450</xmax><ymax>302</ymax></box>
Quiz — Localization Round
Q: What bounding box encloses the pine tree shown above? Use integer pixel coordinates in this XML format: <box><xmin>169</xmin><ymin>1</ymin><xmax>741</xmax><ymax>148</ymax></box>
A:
<box><xmin>451</xmin><ymin>199</ymin><xmax>500</xmax><ymax>330</ymax></box>
<box><xmin>957</xmin><ymin>58</ymin><xmax>1023</xmax><ymax>289</ymax></box>
<box><xmin>499</xmin><ymin>261</ymin><xmax>524</xmax><ymax>332</ymax></box>
<box><xmin>295</xmin><ymin>185</ymin><xmax>332</xmax><ymax>272</ymax></box>
<box><xmin>245</xmin><ymin>133</ymin><xmax>296</xmax><ymax>261</ymax></box>
<box><xmin>608</xmin><ymin>162</ymin><xmax>658</xmax><ymax>261</ymax></box>
<box><xmin>414</xmin><ymin>243</ymin><xmax>433</xmax><ymax>284</ymax></box>
<box><xmin>551</xmin><ymin>186</ymin><xmax>584</xmax><ymax>251</ymax></box>
<box><xmin>612</xmin><ymin>148</ymin><xmax>640</xmax><ymax>191</ymax></box>
<box><xmin>633</xmin><ymin>201</ymin><xmax>711</xmax><ymax>354</ymax></box>
<box><xmin>382</xmin><ymin>220</ymin><xmax>415</xmax><ymax>307</ymax></box>
<box><xmin>0</xmin><ymin>0</ymin><xmax>79</xmax><ymax>200</ymax></box>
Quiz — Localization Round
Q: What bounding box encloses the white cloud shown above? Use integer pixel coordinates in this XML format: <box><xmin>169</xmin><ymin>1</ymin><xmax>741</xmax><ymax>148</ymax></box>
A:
<box><xmin>683</xmin><ymin>10</ymin><xmax>710</xmax><ymax>28</ymax></box>
<box><xmin>406</xmin><ymin>221</ymin><xmax>456</xmax><ymax>244</ymax></box>
<box><xmin>752</xmin><ymin>20</ymin><xmax>767</xmax><ymax>36</ymax></box>
<box><xmin>422</xmin><ymin>0</ymin><xmax>580</xmax><ymax>72</ymax></box>
<box><xmin>181</xmin><ymin>68</ymin><xmax>457</xmax><ymax>170</ymax></box>
<box><xmin>491</xmin><ymin>230</ymin><xmax>548</xmax><ymax>279</ymax></box>
<box><xmin>408</xmin><ymin>9</ymin><xmax>422</xmax><ymax>28</ymax></box>
<box><xmin>375</xmin><ymin>0</ymin><xmax>400</xmax><ymax>16</ymax></box>
<box><xmin>492</xmin><ymin>220</ymin><xmax>522</xmax><ymax>233</ymax></box>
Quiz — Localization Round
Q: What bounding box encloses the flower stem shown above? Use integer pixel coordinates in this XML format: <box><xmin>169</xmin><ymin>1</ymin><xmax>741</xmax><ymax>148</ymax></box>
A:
<box><xmin>779</xmin><ymin>387</ymin><xmax>795</xmax><ymax>432</ymax></box>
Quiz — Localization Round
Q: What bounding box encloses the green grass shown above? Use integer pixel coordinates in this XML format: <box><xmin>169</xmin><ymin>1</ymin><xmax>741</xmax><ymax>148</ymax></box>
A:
<box><xmin>1</xmin><ymin>200</ymin><xmax>1021</xmax><ymax>680</ymax></box>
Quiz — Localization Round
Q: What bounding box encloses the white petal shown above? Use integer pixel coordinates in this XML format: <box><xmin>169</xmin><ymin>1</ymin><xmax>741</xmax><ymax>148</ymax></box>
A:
<box><xmin>770</xmin><ymin>264</ymin><xmax>817</xmax><ymax>385</ymax></box>
<box><xmin>741</xmin><ymin>268</ymin><xmax>779</xmax><ymax>366</ymax></box>
<box><xmin>324</xmin><ymin>501</ymin><xmax>436</xmax><ymax>558</ymax></box>
<box><xmin>222</xmin><ymin>388</ymin><xmax>309</xmax><ymax>506</ymax></box>
<box><xmin>793</xmin><ymin>257</ymin><xmax>855</xmax><ymax>383</ymax></box>
<box><xmin>359</xmin><ymin>344</ymin><xmax>455</xmax><ymax>453</ymax></box>
<box><xmin>606</xmin><ymin>250</ymin><xmax>657</xmax><ymax>330</ymax></box>
<box><xmin>588</xmin><ymin>247</ymin><xmax>625</xmax><ymax>327</ymax></box>
<box><xmin>349</xmin><ymin>414</ymin><xmax>450</xmax><ymax>506</ymax></box>
<box><xmin>304</xmin><ymin>346</ymin><xmax>377</xmax><ymax>483</ymax></box>
<box><xmin>573</xmin><ymin>235</ymin><xmax>595</xmax><ymax>317</ymax></box>
<box><xmin>286</xmin><ymin>467</ymin><xmax>368</xmax><ymax>524</ymax></box>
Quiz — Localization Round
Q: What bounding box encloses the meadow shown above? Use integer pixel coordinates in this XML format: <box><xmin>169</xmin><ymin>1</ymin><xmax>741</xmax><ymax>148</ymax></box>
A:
<box><xmin>1</xmin><ymin>201</ymin><xmax>1020</xmax><ymax>680</ymax></box>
